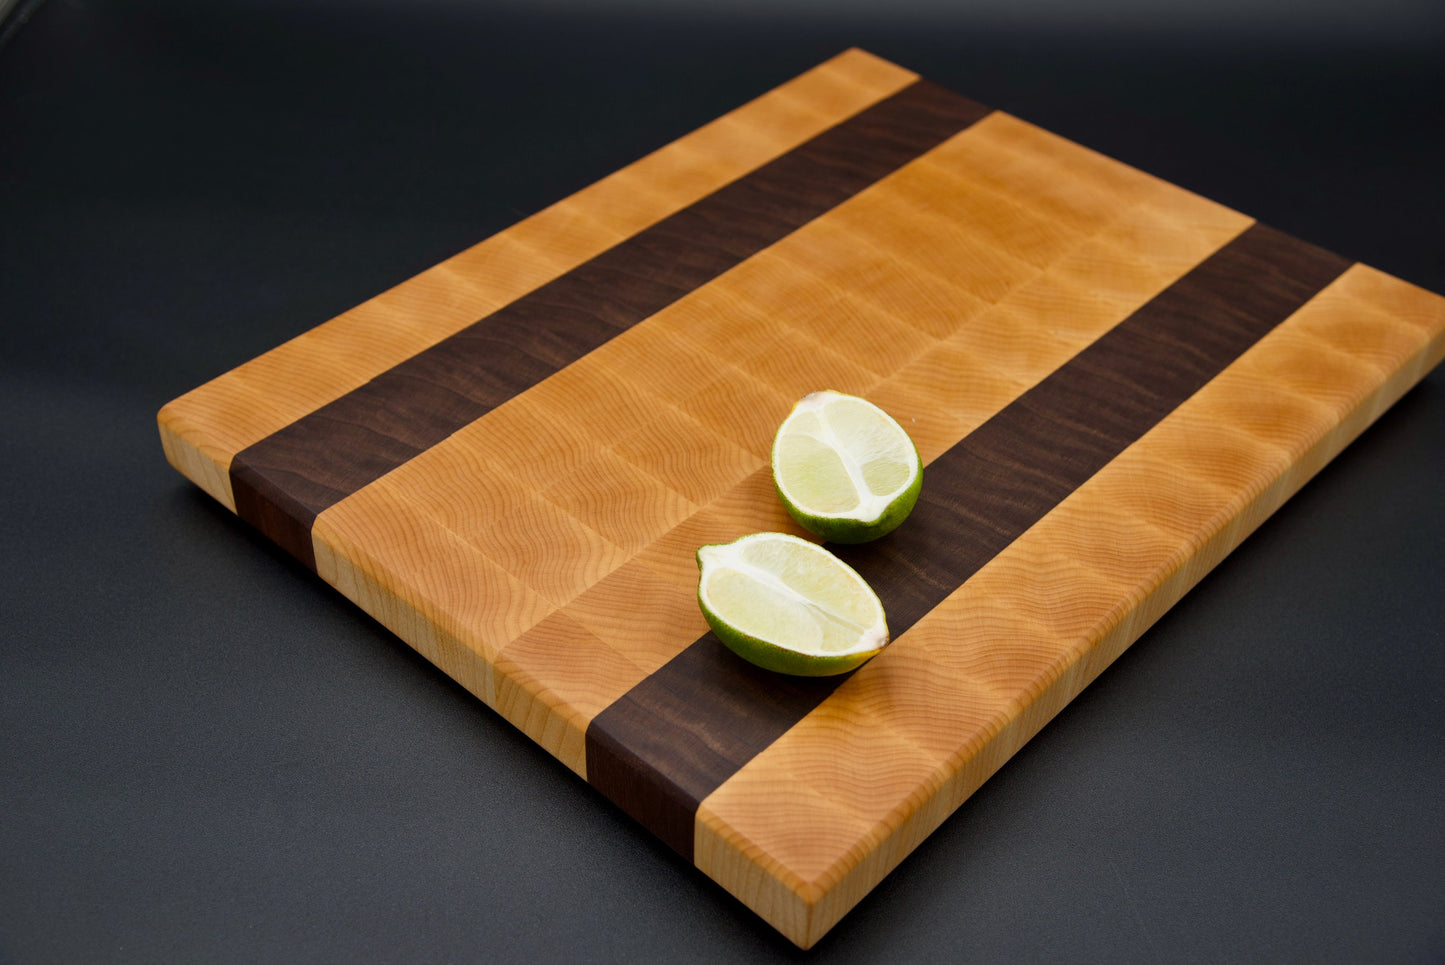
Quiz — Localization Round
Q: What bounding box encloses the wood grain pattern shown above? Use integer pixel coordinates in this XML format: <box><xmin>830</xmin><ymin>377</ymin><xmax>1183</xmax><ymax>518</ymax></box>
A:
<box><xmin>695</xmin><ymin>263</ymin><xmax>1444</xmax><ymax>947</ymax></box>
<box><xmin>228</xmin><ymin>79</ymin><xmax>989</xmax><ymax>568</ymax></box>
<box><xmin>158</xmin><ymin>51</ymin><xmax>1445</xmax><ymax>950</ymax></box>
<box><xmin>585</xmin><ymin>222</ymin><xmax>1348</xmax><ymax>861</ymax></box>
<box><xmin>311</xmin><ymin>109</ymin><xmax>1249</xmax><ymax>786</ymax></box>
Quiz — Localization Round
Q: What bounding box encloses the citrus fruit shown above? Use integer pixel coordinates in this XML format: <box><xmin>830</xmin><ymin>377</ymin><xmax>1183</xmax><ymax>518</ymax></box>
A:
<box><xmin>696</xmin><ymin>532</ymin><xmax>889</xmax><ymax>676</ymax></box>
<box><xmin>771</xmin><ymin>390</ymin><xmax>922</xmax><ymax>543</ymax></box>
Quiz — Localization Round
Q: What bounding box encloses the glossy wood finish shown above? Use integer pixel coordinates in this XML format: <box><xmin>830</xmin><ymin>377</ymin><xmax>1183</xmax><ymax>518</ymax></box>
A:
<box><xmin>157</xmin><ymin>50</ymin><xmax>1445</xmax><ymax>950</ymax></box>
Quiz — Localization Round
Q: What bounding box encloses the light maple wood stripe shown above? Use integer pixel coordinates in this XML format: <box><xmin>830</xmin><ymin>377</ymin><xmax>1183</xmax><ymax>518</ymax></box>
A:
<box><xmin>311</xmin><ymin>475</ymin><xmax>557</xmax><ymax>701</ymax></box>
<box><xmin>493</xmin><ymin>610</ymin><xmax>643</xmax><ymax>775</ymax></box>
<box><xmin>380</xmin><ymin>462</ymin><xmax>637</xmax><ymax>609</ymax></box>
<box><xmin>694</xmin><ymin>264</ymin><xmax>1445</xmax><ymax>948</ymax></box>
<box><xmin>155</xmin><ymin>48</ymin><xmax>918</xmax><ymax>510</ymax></box>
<box><xmin>608</xmin><ymin>405</ymin><xmax>764</xmax><ymax>507</ymax></box>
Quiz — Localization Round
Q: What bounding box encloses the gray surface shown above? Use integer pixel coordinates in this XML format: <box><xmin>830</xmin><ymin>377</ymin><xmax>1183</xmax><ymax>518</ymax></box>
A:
<box><xmin>2</xmin><ymin>1</ymin><xmax>1442</xmax><ymax>961</ymax></box>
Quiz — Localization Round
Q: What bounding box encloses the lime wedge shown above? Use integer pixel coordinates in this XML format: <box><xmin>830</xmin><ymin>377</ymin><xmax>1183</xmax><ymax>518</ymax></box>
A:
<box><xmin>696</xmin><ymin>532</ymin><xmax>889</xmax><ymax>676</ymax></box>
<box><xmin>771</xmin><ymin>390</ymin><xmax>922</xmax><ymax>543</ymax></box>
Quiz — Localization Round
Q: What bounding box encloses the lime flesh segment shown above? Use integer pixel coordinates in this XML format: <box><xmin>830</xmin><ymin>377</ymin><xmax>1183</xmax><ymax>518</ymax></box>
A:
<box><xmin>774</xmin><ymin>433</ymin><xmax>858</xmax><ymax>513</ymax></box>
<box><xmin>696</xmin><ymin>533</ymin><xmax>889</xmax><ymax>676</ymax></box>
<box><xmin>771</xmin><ymin>390</ymin><xmax>922</xmax><ymax>543</ymax></box>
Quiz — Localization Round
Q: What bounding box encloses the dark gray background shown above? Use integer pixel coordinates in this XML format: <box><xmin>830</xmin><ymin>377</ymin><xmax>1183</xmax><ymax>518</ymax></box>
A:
<box><xmin>2</xmin><ymin>1</ymin><xmax>1442</xmax><ymax>961</ymax></box>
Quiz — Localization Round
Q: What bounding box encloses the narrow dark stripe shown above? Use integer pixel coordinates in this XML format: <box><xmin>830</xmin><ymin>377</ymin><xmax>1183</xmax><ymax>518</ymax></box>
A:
<box><xmin>228</xmin><ymin>81</ymin><xmax>992</xmax><ymax>569</ymax></box>
<box><xmin>585</xmin><ymin>222</ymin><xmax>1351</xmax><ymax>860</ymax></box>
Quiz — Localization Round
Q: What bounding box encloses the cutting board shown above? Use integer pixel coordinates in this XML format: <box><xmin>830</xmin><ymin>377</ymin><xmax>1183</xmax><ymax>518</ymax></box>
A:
<box><xmin>158</xmin><ymin>49</ymin><xmax>1445</xmax><ymax>948</ymax></box>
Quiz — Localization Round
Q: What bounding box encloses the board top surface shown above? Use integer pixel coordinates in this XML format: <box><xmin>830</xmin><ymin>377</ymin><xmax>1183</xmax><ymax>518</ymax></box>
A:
<box><xmin>158</xmin><ymin>49</ymin><xmax>1445</xmax><ymax>948</ymax></box>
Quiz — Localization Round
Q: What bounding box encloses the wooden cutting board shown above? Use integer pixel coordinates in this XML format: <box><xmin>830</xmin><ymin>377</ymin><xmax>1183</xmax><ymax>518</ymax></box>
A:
<box><xmin>158</xmin><ymin>49</ymin><xmax>1445</xmax><ymax>948</ymax></box>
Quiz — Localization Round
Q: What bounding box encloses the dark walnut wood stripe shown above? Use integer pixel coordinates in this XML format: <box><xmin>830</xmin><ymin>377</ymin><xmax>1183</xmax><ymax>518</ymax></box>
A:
<box><xmin>585</xmin><ymin>222</ymin><xmax>1351</xmax><ymax>860</ymax></box>
<box><xmin>228</xmin><ymin>81</ymin><xmax>992</xmax><ymax>569</ymax></box>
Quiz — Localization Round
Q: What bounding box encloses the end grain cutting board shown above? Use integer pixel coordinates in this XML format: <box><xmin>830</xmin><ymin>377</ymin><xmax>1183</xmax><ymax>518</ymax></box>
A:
<box><xmin>158</xmin><ymin>50</ymin><xmax>1445</xmax><ymax>948</ymax></box>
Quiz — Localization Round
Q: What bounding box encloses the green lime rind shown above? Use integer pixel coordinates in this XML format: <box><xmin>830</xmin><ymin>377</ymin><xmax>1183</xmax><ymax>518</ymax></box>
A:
<box><xmin>772</xmin><ymin>448</ymin><xmax>922</xmax><ymax>544</ymax></box>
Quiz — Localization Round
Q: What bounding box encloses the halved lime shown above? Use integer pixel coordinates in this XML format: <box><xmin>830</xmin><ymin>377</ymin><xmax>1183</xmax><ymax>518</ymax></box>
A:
<box><xmin>696</xmin><ymin>532</ymin><xmax>889</xmax><ymax>676</ymax></box>
<box><xmin>771</xmin><ymin>390</ymin><xmax>922</xmax><ymax>544</ymax></box>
